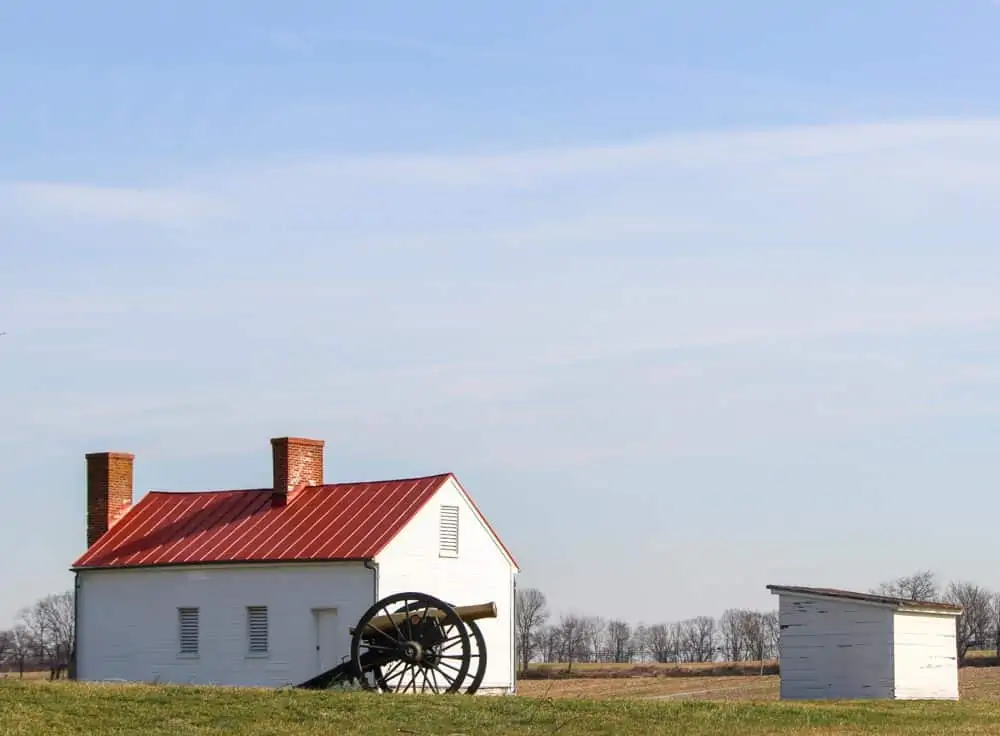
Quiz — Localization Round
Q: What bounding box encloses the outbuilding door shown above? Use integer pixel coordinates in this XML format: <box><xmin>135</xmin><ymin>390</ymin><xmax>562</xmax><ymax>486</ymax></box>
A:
<box><xmin>312</xmin><ymin>607</ymin><xmax>343</xmax><ymax>675</ymax></box>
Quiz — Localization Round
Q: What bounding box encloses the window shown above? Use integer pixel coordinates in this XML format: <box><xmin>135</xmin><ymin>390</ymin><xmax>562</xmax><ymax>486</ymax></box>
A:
<box><xmin>439</xmin><ymin>504</ymin><xmax>459</xmax><ymax>557</ymax></box>
<box><xmin>178</xmin><ymin>607</ymin><xmax>199</xmax><ymax>655</ymax></box>
<box><xmin>247</xmin><ymin>606</ymin><xmax>268</xmax><ymax>654</ymax></box>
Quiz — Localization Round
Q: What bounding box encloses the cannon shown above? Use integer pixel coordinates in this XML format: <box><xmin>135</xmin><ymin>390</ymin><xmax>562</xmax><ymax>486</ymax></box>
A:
<box><xmin>296</xmin><ymin>591</ymin><xmax>495</xmax><ymax>694</ymax></box>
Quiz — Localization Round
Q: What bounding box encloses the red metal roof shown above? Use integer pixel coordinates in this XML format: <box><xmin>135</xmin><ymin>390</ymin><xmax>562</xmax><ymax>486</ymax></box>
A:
<box><xmin>72</xmin><ymin>474</ymin><xmax>456</xmax><ymax>570</ymax></box>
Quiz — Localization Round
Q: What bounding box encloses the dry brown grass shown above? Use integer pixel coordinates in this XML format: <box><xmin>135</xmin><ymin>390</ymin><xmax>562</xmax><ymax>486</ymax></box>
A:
<box><xmin>527</xmin><ymin>651</ymin><xmax>998</xmax><ymax>679</ymax></box>
<box><xmin>527</xmin><ymin>660</ymin><xmax>777</xmax><ymax>679</ymax></box>
<box><xmin>519</xmin><ymin>673</ymin><xmax>779</xmax><ymax>700</ymax></box>
<box><xmin>0</xmin><ymin>670</ymin><xmax>48</xmax><ymax>681</ymax></box>
<box><xmin>517</xmin><ymin>666</ymin><xmax>1000</xmax><ymax>701</ymax></box>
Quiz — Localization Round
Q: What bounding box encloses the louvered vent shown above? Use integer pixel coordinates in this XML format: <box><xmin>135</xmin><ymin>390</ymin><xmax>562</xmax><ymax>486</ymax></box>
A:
<box><xmin>247</xmin><ymin>606</ymin><xmax>268</xmax><ymax>653</ymax></box>
<box><xmin>178</xmin><ymin>607</ymin><xmax>199</xmax><ymax>654</ymax></box>
<box><xmin>439</xmin><ymin>504</ymin><xmax>459</xmax><ymax>557</ymax></box>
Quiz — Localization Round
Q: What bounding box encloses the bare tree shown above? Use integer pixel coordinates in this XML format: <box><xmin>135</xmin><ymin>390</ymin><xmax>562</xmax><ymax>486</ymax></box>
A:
<box><xmin>6</xmin><ymin>626</ymin><xmax>31</xmax><ymax>677</ymax></box>
<box><xmin>557</xmin><ymin>614</ymin><xmax>588</xmax><ymax>672</ymax></box>
<box><xmin>763</xmin><ymin>610</ymin><xmax>780</xmax><ymax>664</ymax></box>
<box><xmin>0</xmin><ymin>630</ymin><xmax>9</xmax><ymax>670</ymax></box>
<box><xmin>719</xmin><ymin>609</ymin><xmax>746</xmax><ymax>661</ymax></box>
<box><xmin>606</xmin><ymin>619</ymin><xmax>632</xmax><ymax>663</ymax></box>
<box><xmin>38</xmin><ymin>592</ymin><xmax>74</xmax><ymax>679</ymax></box>
<box><xmin>538</xmin><ymin>624</ymin><xmax>562</xmax><ymax>664</ymax></box>
<box><xmin>630</xmin><ymin>623</ymin><xmax>650</xmax><ymax>663</ymax></box>
<box><xmin>669</xmin><ymin>622</ymin><xmax>685</xmax><ymax>662</ymax></box>
<box><xmin>741</xmin><ymin>611</ymin><xmax>770</xmax><ymax>663</ymax></box>
<box><xmin>993</xmin><ymin>593</ymin><xmax>1000</xmax><ymax>661</ymax></box>
<box><xmin>17</xmin><ymin>591</ymin><xmax>75</xmax><ymax>679</ymax></box>
<box><xmin>644</xmin><ymin>623</ymin><xmax>666</xmax><ymax>663</ymax></box>
<box><xmin>872</xmin><ymin>571</ymin><xmax>939</xmax><ymax>602</ymax></box>
<box><xmin>945</xmin><ymin>581</ymin><xmax>993</xmax><ymax>663</ymax></box>
<box><xmin>645</xmin><ymin>622</ymin><xmax>682</xmax><ymax>663</ymax></box>
<box><xmin>680</xmin><ymin>616</ymin><xmax>716</xmax><ymax>663</ymax></box>
<box><xmin>581</xmin><ymin>616</ymin><xmax>605</xmax><ymax>663</ymax></box>
<box><xmin>17</xmin><ymin>604</ymin><xmax>47</xmax><ymax>670</ymax></box>
<box><xmin>514</xmin><ymin>587</ymin><xmax>549</xmax><ymax>673</ymax></box>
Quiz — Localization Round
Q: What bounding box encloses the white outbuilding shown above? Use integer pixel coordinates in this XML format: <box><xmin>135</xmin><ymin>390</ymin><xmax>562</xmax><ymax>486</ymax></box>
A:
<box><xmin>70</xmin><ymin>436</ymin><xmax>519</xmax><ymax>694</ymax></box>
<box><xmin>767</xmin><ymin>584</ymin><xmax>962</xmax><ymax>700</ymax></box>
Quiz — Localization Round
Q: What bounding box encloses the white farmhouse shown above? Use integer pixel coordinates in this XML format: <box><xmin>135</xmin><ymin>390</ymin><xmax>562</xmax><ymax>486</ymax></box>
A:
<box><xmin>71</xmin><ymin>436</ymin><xmax>519</xmax><ymax>694</ymax></box>
<box><xmin>767</xmin><ymin>584</ymin><xmax>962</xmax><ymax>700</ymax></box>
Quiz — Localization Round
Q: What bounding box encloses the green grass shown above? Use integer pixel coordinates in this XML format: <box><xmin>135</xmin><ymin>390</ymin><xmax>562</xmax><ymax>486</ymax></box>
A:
<box><xmin>3</xmin><ymin>680</ymin><xmax>1000</xmax><ymax>735</ymax></box>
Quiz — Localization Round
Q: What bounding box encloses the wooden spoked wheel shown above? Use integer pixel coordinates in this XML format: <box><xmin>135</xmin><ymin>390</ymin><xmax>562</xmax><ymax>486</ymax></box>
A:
<box><xmin>350</xmin><ymin>591</ymin><xmax>472</xmax><ymax>694</ymax></box>
<box><xmin>372</xmin><ymin>599</ymin><xmax>489</xmax><ymax>694</ymax></box>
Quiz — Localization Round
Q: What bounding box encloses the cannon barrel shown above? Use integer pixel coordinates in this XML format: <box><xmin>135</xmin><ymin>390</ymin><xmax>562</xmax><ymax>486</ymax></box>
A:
<box><xmin>354</xmin><ymin>601</ymin><xmax>497</xmax><ymax>635</ymax></box>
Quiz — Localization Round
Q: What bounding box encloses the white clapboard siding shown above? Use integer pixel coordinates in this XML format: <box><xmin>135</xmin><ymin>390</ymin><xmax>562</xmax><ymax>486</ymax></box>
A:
<box><xmin>376</xmin><ymin>476</ymin><xmax>517</xmax><ymax>695</ymax></box>
<box><xmin>76</xmin><ymin>562</ymin><xmax>374</xmax><ymax>687</ymax></box>
<box><xmin>892</xmin><ymin>611</ymin><xmax>959</xmax><ymax>700</ymax></box>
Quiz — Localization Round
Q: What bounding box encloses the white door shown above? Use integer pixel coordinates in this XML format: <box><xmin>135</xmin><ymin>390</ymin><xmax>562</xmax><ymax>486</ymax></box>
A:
<box><xmin>312</xmin><ymin>608</ymin><xmax>343</xmax><ymax>675</ymax></box>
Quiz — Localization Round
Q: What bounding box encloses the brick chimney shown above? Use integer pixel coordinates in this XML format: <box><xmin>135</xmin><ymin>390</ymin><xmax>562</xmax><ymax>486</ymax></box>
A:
<box><xmin>270</xmin><ymin>437</ymin><xmax>324</xmax><ymax>504</ymax></box>
<box><xmin>86</xmin><ymin>451</ymin><xmax>135</xmax><ymax>548</ymax></box>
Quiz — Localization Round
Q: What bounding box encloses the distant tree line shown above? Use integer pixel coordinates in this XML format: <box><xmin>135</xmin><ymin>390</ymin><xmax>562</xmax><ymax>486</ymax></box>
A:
<box><xmin>514</xmin><ymin>586</ymin><xmax>779</xmax><ymax>673</ymax></box>
<box><xmin>0</xmin><ymin>591</ymin><xmax>74</xmax><ymax>679</ymax></box>
<box><xmin>515</xmin><ymin>571</ymin><xmax>1000</xmax><ymax>673</ymax></box>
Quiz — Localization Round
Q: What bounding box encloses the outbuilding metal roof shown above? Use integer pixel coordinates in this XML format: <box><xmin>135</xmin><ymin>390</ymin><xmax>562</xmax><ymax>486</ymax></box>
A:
<box><xmin>766</xmin><ymin>584</ymin><xmax>962</xmax><ymax>613</ymax></box>
<box><xmin>73</xmin><ymin>473</ymin><xmax>478</xmax><ymax>570</ymax></box>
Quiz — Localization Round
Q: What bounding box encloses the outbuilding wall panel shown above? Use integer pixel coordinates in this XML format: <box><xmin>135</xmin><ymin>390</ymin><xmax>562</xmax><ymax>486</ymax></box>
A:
<box><xmin>892</xmin><ymin>611</ymin><xmax>959</xmax><ymax>700</ymax></box>
<box><xmin>777</xmin><ymin>594</ymin><xmax>894</xmax><ymax>700</ymax></box>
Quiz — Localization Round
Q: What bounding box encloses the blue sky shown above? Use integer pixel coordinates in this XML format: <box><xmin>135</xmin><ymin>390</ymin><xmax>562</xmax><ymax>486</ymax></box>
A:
<box><xmin>4</xmin><ymin>0</ymin><xmax>1000</xmax><ymax>628</ymax></box>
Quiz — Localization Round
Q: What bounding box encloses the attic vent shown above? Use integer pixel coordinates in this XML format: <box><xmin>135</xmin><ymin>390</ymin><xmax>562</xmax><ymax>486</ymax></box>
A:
<box><xmin>247</xmin><ymin>606</ymin><xmax>268</xmax><ymax>654</ymax></box>
<box><xmin>178</xmin><ymin>607</ymin><xmax>199</xmax><ymax>655</ymax></box>
<box><xmin>439</xmin><ymin>504</ymin><xmax>459</xmax><ymax>558</ymax></box>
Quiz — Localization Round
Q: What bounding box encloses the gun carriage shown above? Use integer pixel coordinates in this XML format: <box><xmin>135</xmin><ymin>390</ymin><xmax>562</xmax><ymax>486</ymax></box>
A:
<box><xmin>296</xmin><ymin>591</ymin><xmax>495</xmax><ymax>694</ymax></box>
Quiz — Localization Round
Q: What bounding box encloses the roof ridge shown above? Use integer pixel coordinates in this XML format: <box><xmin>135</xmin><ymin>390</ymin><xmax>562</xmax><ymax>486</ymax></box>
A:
<box><xmin>309</xmin><ymin>471</ymin><xmax>454</xmax><ymax>487</ymax></box>
<box><xmin>767</xmin><ymin>584</ymin><xmax>962</xmax><ymax>612</ymax></box>
<box><xmin>145</xmin><ymin>488</ymin><xmax>274</xmax><ymax>496</ymax></box>
<box><xmin>142</xmin><ymin>473</ymin><xmax>455</xmax><ymax>497</ymax></box>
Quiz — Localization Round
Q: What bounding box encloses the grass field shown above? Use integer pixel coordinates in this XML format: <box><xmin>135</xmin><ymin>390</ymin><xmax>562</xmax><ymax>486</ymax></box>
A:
<box><xmin>6</xmin><ymin>673</ymin><xmax>1000</xmax><ymax>735</ymax></box>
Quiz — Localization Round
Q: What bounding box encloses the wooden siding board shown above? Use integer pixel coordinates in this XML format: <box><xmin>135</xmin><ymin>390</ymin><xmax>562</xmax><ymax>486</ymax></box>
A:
<box><xmin>777</xmin><ymin>594</ymin><xmax>894</xmax><ymax>700</ymax></box>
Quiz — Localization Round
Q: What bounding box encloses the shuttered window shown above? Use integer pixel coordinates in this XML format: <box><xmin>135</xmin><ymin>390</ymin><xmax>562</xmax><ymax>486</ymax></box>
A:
<box><xmin>439</xmin><ymin>504</ymin><xmax>459</xmax><ymax>557</ymax></box>
<box><xmin>178</xmin><ymin>607</ymin><xmax>199</xmax><ymax>655</ymax></box>
<box><xmin>247</xmin><ymin>606</ymin><xmax>268</xmax><ymax>654</ymax></box>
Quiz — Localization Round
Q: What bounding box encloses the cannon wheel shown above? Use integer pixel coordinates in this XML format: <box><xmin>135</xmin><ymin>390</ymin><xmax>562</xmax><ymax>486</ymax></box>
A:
<box><xmin>351</xmin><ymin>591</ymin><xmax>472</xmax><ymax>694</ymax></box>
<box><xmin>462</xmin><ymin>617</ymin><xmax>488</xmax><ymax>694</ymax></box>
<box><xmin>374</xmin><ymin>601</ymin><xmax>489</xmax><ymax>694</ymax></box>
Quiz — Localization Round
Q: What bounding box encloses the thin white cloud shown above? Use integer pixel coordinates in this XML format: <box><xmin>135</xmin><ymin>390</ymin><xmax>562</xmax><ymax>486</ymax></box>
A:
<box><xmin>5</xmin><ymin>181</ymin><xmax>224</xmax><ymax>227</ymax></box>
<box><xmin>209</xmin><ymin>117</ymin><xmax>1000</xmax><ymax>189</ymax></box>
<box><xmin>8</xmin><ymin>117</ymin><xmax>1000</xmax><ymax>233</ymax></box>
<box><xmin>5</xmin><ymin>115</ymin><xmax>1000</xmax><ymax>470</ymax></box>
